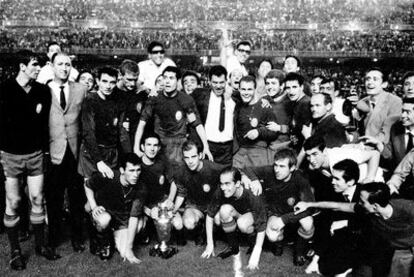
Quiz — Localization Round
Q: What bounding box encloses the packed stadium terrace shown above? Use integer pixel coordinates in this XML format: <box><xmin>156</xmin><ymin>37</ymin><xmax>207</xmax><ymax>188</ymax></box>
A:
<box><xmin>0</xmin><ymin>29</ymin><xmax>414</xmax><ymax>55</ymax></box>
<box><xmin>1</xmin><ymin>0</ymin><xmax>414</xmax><ymax>24</ymax></box>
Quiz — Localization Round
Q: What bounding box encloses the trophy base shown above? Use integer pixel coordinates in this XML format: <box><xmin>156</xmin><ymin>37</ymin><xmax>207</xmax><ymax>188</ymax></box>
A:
<box><xmin>149</xmin><ymin>243</ymin><xmax>178</xmax><ymax>259</ymax></box>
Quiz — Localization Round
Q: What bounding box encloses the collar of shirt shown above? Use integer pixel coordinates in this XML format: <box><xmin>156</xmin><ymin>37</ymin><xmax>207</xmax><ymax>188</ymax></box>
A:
<box><xmin>405</xmin><ymin>128</ymin><xmax>414</xmax><ymax>136</ymax></box>
<box><xmin>343</xmin><ymin>185</ymin><xmax>357</xmax><ymax>202</ymax></box>
<box><xmin>49</xmin><ymin>81</ymin><xmax>69</xmax><ymax>104</ymax></box>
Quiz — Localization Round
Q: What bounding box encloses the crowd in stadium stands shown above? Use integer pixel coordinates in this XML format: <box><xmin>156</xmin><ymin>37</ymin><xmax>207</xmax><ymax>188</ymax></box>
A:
<box><xmin>1</xmin><ymin>28</ymin><xmax>414</xmax><ymax>54</ymax></box>
<box><xmin>1</xmin><ymin>0</ymin><xmax>414</xmax><ymax>25</ymax></box>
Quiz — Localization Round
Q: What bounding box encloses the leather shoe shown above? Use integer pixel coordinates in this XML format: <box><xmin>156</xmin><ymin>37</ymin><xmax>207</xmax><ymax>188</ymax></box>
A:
<box><xmin>217</xmin><ymin>247</ymin><xmax>239</xmax><ymax>259</ymax></box>
<box><xmin>99</xmin><ymin>244</ymin><xmax>113</xmax><ymax>261</ymax></box>
<box><xmin>35</xmin><ymin>246</ymin><xmax>61</xmax><ymax>261</ymax></box>
<box><xmin>10</xmin><ymin>249</ymin><xmax>26</xmax><ymax>271</ymax></box>
<box><xmin>294</xmin><ymin>254</ymin><xmax>307</xmax><ymax>266</ymax></box>
<box><xmin>271</xmin><ymin>244</ymin><xmax>283</xmax><ymax>256</ymax></box>
<box><xmin>72</xmin><ymin>241</ymin><xmax>85</xmax><ymax>253</ymax></box>
<box><xmin>90</xmin><ymin>239</ymin><xmax>100</xmax><ymax>256</ymax></box>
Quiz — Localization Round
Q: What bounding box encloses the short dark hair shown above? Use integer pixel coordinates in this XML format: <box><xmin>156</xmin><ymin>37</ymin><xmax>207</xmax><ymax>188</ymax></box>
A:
<box><xmin>332</xmin><ymin>159</ymin><xmax>360</xmax><ymax>183</ymax></box>
<box><xmin>273</xmin><ymin>148</ymin><xmax>297</xmax><ymax>168</ymax></box>
<box><xmin>162</xmin><ymin>66</ymin><xmax>181</xmax><ymax>80</ymax></box>
<box><xmin>236</xmin><ymin>40</ymin><xmax>252</xmax><ymax>49</ymax></box>
<box><xmin>182</xmin><ymin>70</ymin><xmax>201</xmax><ymax>85</ymax></box>
<box><xmin>239</xmin><ymin>75</ymin><xmax>256</xmax><ymax>89</ymax></box>
<box><xmin>220</xmin><ymin>167</ymin><xmax>242</xmax><ymax>183</ymax></box>
<box><xmin>361</xmin><ymin>182</ymin><xmax>391</xmax><ymax>208</ymax></box>
<box><xmin>120</xmin><ymin>153</ymin><xmax>142</xmax><ymax>169</ymax></box>
<box><xmin>402</xmin><ymin>71</ymin><xmax>414</xmax><ymax>83</ymax></box>
<box><xmin>141</xmin><ymin>132</ymin><xmax>161</xmax><ymax>145</ymax></box>
<box><xmin>76</xmin><ymin>70</ymin><xmax>95</xmax><ymax>84</ymax></box>
<box><xmin>312</xmin><ymin>75</ymin><xmax>324</xmax><ymax>82</ymax></box>
<box><xmin>303</xmin><ymin>135</ymin><xmax>326</xmax><ymax>152</ymax></box>
<box><xmin>147</xmin><ymin>41</ymin><xmax>164</xmax><ymax>53</ymax></box>
<box><xmin>97</xmin><ymin>66</ymin><xmax>118</xmax><ymax>80</ymax></box>
<box><xmin>284</xmin><ymin>72</ymin><xmax>304</xmax><ymax>86</ymax></box>
<box><xmin>16</xmin><ymin>50</ymin><xmax>39</xmax><ymax>68</ymax></box>
<box><xmin>264</xmin><ymin>69</ymin><xmax>285</xmax><ymax>83</ymax></box>
<box><xmin>259</xmin><ymin>59</ymin><xmax>273</xmax><ymax>69</ymax></box>
<box><xmin>208</xmin><ymin>65</ymin><xmax>227</xmax><ymax>80</ymax></box>
<box><xmin>312</xmin><ymin>92</ymin><xmax>332</xmax><ymax>105</ymax></box>
<box><xmin>51</xmin><ymin>52</ymin><xmax>70</xmax><ymax>64</ymax></box>
<box><xmin>182</xmin><ymin>139</ymin><xmax>201</xmax><ymax>154</ymax></box>
<box><xmin>365</xmin><ymin>67</ymin><xmax>384</xmax><ymax>81</ymax></box>
<box><xmin>120</xmin><ymin>59</ymin><xmax>139</xmax><ymax>76</ymax></box>
<box><xmin>284</xmin><ymin>55</ymin><xmax>301</xmax><ymax>68</ymax></box>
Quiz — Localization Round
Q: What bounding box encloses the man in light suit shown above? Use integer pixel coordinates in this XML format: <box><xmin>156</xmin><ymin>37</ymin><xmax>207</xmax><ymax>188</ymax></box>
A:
<box><xmin>45</xmin><ymin>53</ymin><xmax>87</xmax><ymax>256</ymax></box>
<box><xmin>356</xmin><ymin>68</ymin><xmax>402</xmax><ymax>144</ymax></box>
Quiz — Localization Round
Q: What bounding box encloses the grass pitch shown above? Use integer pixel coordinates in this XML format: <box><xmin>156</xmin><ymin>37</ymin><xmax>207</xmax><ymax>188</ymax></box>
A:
<box><xmin>0</xmin><ymin>230</ymin><xmax>319</xmax><ymax>277</ymax></box>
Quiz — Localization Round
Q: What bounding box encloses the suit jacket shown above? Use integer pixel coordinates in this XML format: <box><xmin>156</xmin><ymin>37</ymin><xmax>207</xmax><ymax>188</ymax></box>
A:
<box><xmin>313</xmin><ymin>113</ymin><xmax>347</xmax><ymax>148</ymax></box>
<box><xmin>49</xmin><ymin>81</ymin><xmax>87</xmax><ymax>164</ymax></box>
<box><xmin>383</xmin><ymin>120</ymin><xmax>407</xmax><ymax>170</ymax></box>
<box><xmin>357</xmin><ymin>91</ymin><xmax>402</xmax><ymax>144</ymax></box>
<box><xmin>192</xmin><ymin>88</ymin><xmax>210</xmax><ymax>124</ymax></box>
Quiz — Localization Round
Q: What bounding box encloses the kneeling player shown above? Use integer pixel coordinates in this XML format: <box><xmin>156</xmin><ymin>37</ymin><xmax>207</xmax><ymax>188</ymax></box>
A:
<box><xmin>84</xmin><ymin>153</ymin><xmax>145</xmax><ymax>263</ymax></box>
<box><xmin>172</xmin><ymin>140</ymin><xmax>226</xmax><ymax>245</ymax></box>
<box><xmin>202</xmin><ymin>167</ymin><xmax>267</xmax><ymax>270</ymax></box>
<box><xmin>243</xmin><ymin>148</ymin><xmax>315</xmax><ymax>266</ymax></box>
<box><xmin>139</xmin><ymin>134</ymin><xmax>181</xmax><ymax>244</ymax></box>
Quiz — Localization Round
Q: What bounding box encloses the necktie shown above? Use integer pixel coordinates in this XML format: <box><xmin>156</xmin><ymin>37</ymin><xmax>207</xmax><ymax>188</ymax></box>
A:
<box><xmin>407</xmin><ymin>133</ymin><xmax>413</xmax><ymax>153</ymax></box>
<box><xmin>60</xmin><ymin>86</ymin><xmax>66</xmax><ymax>110</ymax></box>
<box><xmin>219</xmin><ymin>95</ymin><xmax>225</xmax><ymax>132</ymax></box>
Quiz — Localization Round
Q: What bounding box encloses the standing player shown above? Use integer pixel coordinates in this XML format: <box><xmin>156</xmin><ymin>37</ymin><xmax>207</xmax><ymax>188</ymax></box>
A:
<box><xmin>243</xmin><ymin>148</ymin><xmax>315</xmax><ymax>266</ymax></box>
<box><xmin>134</xmin><ymin>66</ymin><xmax>213</xmax><ymax>170</ymax></box>
<box><xmin>0</xmin><ymin>50</ymin><xmax>57</xmax><ymax>270</ymax></box>
<box><xmin>78</xmin><ymin>66</ymin><xmax>131</xmax><ymax>180</ymax></box>
<box><xmin>233</xmin><ymin>75</ymin><xmax>278</xmax><ymax>168</ymax></box>
<box><xmin>201</xmin><ymin>167</ymin><xmax>267</xmax><ymax>270</ymax></box>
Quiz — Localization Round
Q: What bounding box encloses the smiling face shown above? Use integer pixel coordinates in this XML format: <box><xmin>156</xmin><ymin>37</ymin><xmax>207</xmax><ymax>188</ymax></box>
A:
<box><xmin>285</xmin><ymin>80</ymin><xmax>304</xmax><ymax>102</ymax></box>
<box><xmin>305</xmin><ymin>147</ymin><xmax>326</xmax><ymax>170</ymax></box>
<box><xmin>365</xmin><ymin>70</ymin><xmax>384</xmax><ymax>96</ymax></box>
<box><xmin>210</xmin><ymin>74</ymin><xmax>226</xmax><ymax>97</ymax></box>
<box><xmin>183</xmin><ymin>75</ymin><xmax>198</xmax><ymax>95</ymax></box>
<box><xmin>239</xmin><ymin>80</ymin><xmax>256</xmax><ymax>103</ymax></box>
<box><xmin>235</xmin><ymin>44</ymin><xmax>251</xmax><ymax>64</ymax></box>
<box><xmin>149</xmin><ymin>45</ymin><xmax>165</xmax><ymax>66</ymax></box>
<box><xmin>283</xmin><ymin>57</ymin><xmax>299</xmax><ymax>73</ymax></box>
<box><xmin>265</xmin><ymin>78</ymin><xmax>282</xmax><ymax>98</ymax></box>
<box><xmin>52</xmin><ymin>54</ymin><xmax>72</xmax><ymax>82</ymax></box>
<box><xmin>401</xmin><ymin>103</ymin><xmax>414</xmax><ymax>128</ymax></box>
<box><xmin>141</xmin><ymin>137</ymin><xmax>161</xmax><ymax>160</ymax></box>
<box><xmin>79</xmin><ymin>72</ymin><xmax>94</xmax><ymax>91</ymax></box>
<box><xmin>220</xmin><ymin>171</ymin><xmax>239</xmax><ymax>198</ymax></box>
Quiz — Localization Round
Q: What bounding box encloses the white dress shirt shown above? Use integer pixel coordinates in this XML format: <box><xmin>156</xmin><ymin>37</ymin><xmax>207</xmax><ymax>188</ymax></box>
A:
<box><xmin>205</xmin><ymin>91</ymin><xmax>235</xmax><ymax>142</ymax></box>
<box><xmin>49</xmin><ymin>81</ymin><xmax>69</xmax><ymax>108</ymax></box>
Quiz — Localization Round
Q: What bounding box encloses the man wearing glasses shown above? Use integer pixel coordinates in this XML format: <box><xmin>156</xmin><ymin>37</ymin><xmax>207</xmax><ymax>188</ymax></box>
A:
<box><xmin>138</xmin><ymin>41</ymin><xmax>176</xmax><ymax>93</ymax></box>
<box><xmin>225</xmin><ymin>40</ymin><xmax>251</xmax><ymax>78</ymax></box>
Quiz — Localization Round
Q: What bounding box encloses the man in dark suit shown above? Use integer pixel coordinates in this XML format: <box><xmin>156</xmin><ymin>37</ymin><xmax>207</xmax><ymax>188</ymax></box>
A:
<box><xmin>45</xmin><ymin>53</ymin><xmax>87</xmax><ymax>255</ymax></box>
<box><xmin>300</xmin><ymin>159</ymin><xmax>365</xmax><ymax>276</ymax></box>
<box><xmin>192</xmin><ymin>65</ymin><xmax>236</xmax><ymax>166</ymax></box>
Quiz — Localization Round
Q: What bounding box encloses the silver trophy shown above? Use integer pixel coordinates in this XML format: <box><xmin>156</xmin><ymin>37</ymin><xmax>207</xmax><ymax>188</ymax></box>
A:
<box><xmin>149</xmin><ymin>202</ymin><xmax>178</xmax><ymax>259</ymax></box>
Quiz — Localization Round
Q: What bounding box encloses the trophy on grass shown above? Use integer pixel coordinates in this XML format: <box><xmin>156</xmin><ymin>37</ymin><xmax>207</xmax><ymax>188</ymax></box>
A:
<box><xmin>149</xmin><ymin>202</ymin><xmax>178</xmax><ymax>259</ymax></box>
